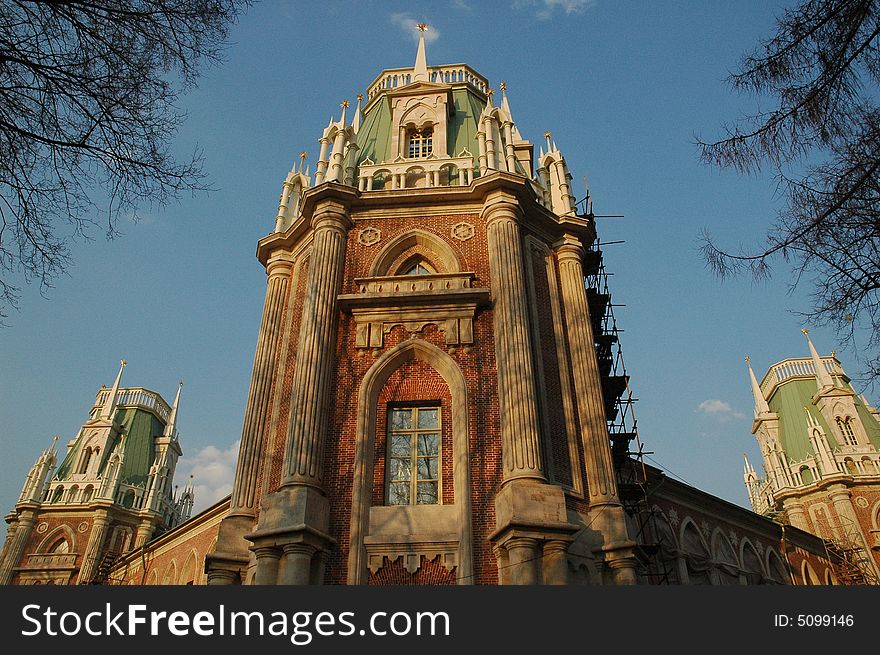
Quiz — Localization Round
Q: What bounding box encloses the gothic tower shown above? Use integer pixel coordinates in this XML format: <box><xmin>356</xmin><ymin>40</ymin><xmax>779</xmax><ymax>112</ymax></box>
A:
<box><xmin>745</xmin><ymin>332</ymin><xmax>880</xmax><ymax>583</ymax></box>
<box><xmin>206</xmin><ymin>28</ymin><xmax>638</xmax><ymax>585</ymax></box>
<box><xmin>0</xmin><ymin>361</ymin><xmax>194</xmax><ymax>584</ymax></box>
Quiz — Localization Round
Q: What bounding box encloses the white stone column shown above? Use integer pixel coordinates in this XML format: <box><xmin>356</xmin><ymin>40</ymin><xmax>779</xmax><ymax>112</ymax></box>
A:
<box><xmin>483</xmin><ymin>192</ymin><xmax>545</xmax><ymax>483</ymax></box>
<box><xmin>503</xmin><ymin>122</ymin><xmax>516</xmax><ymax>173</ymax></box>
<box><xmin>314</xmin><ymin>137</ymin><xmax>331</xmax><ymax>184</ymax></box>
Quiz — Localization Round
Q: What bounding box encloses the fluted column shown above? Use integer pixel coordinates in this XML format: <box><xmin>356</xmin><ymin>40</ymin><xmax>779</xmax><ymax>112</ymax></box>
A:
<box><xmin>0</xmin><ymin>511</ymin><xmax>36</xmax><ymax>584</ymax></box>
<box><xmin>207</xmin><ymin>253</ymin><xmax>293</xmax><ymax>584</ymax></box>
<box><xmin>783</xmin><ymin>499</ymin><xmax>810</xmax><ymax>532</ymax></box>
<box><xmin>281</xmin><ymin>201</ymin><xmax>351</xmax><ymax>488</ymax></box>
<box><xmin>77</xmin><ymin>509</ymin><xmax>110</xmax><ymax>584</ymax></box>
<box><xmin>556</xmin><ymin>237</ymin><xmax>619</xmax><ymax>505</ymax></box>
<box><xmin>556</xmin><ymin>234</ymin><xmax>637</xmax><ymax>584</ymax></box>
<box><xmin>483</xmin><ymin>192</ymin><xmax>545</xmax><ymax>483</ymax></box>
<box><xmin>229</xmin><ymin>256</ymin><xmax>293</xmax><ymax>514</ymax></box>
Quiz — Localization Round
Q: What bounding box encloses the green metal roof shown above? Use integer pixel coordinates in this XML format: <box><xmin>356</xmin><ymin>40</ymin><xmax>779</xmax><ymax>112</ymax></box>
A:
<box><xmin>55</xmin><ymin>407</ymin><xmax>162</xmax><ymax>487</ymax></box>
<box><xmin>768</xmin><ymin>378</ymin><xmax>880</xmax><ymax>461</ymax></box>
<box><xmin>116</xmin><ymin>407</ymin><xmax>163</xmax><ymax>486</ymax></box>
<box><xmin>769</xmin><ymin>379</ymin><xmax>837</xmax><ymax>462</ymax></box>
<box><xmin>356</xmin><ymin>85</ymin><xmax>484</xmax><ymax>170</ymax></box>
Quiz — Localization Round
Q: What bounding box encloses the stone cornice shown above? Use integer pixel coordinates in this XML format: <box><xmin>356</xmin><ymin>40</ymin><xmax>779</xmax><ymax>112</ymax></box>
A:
<box><xmin>257</xmin><ymin>174</ymin><xmax>596</xmax><ymax>267</ymax></box>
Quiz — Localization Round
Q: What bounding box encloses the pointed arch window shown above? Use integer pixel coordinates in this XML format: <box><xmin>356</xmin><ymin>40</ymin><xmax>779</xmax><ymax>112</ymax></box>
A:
<box><xmin>386</xmin><ymin>406</ymin><xmax>441</xmax><ymax>505</ymax></box>
<box><xmin>403</xmin><ymin>260</ymin><xmax>432</xmax><ymax>276</ymax></box>
<box><xmin>407</xmin><ymin>127</ymin><xmax>433</xmax><ymax>158</ymax></box>
<box><xmin>837</xmin><ymin>417</ymin><xmax>858</xmax><ymax>446</ymax></box>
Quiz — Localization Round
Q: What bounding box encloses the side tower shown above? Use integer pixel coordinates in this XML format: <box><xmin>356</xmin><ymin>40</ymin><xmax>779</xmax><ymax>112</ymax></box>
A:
<box><xmin>0</xmin><ymin>362</ymin><xmax>194</xmax><ymax>584</ymax></box>
<box><xmin>745</xmin><ymin>332</ymin><xmax>880</xmax><ymax>582</ymax></box>
<box><xmin>207</xmin><ymin>28</ymin><xmax>638</xmax><ymax>585</ymax></box>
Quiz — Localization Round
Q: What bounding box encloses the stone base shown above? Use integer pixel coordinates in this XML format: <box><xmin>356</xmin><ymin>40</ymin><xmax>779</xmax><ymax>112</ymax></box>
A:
<box><xmin>244</xmin><ymin>485</ymin><xmax>335</xmax><ymax>585</ymax></box>
<box><xmin>489</xmin><ymin>481</ymin><xmax>579</xmax><ymax>585</ymax></box>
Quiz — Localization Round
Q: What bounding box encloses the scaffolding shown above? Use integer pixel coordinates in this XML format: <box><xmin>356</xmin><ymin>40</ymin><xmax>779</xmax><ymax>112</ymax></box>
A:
<box><xmin>579</xmin><ymin>201</ymin><xmax>674</xmax><ymax>584</ymax></box>
<box><xmin>822</xmin><ymin>516</ymin><xmax>879</xmax><ymax>585</ymax></box>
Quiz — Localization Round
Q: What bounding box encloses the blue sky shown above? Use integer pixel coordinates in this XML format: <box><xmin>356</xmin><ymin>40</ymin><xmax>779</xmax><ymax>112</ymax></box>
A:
<box><xmin>1</xmin><ymin>0</ymin><xmax>869</xmax><ymax>516</ymax></box>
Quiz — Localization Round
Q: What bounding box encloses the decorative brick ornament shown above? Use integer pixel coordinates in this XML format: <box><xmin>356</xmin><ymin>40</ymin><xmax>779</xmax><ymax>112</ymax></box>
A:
<box><xmin>358</xmin><ymin>227</ymin><xmax>381</xmax><ymax>246</ymax></box>
<box><xmin>450</xmin><ymin>222</ymin><xmax>475</xmax><ymax>241</ymax></box>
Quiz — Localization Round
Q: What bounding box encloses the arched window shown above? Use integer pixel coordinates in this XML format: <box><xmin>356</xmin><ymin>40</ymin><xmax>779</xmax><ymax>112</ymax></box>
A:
<box><xmin>81</xmin><ymin>485</ymin><xmax>94</xmax><ymax>503</ymax></box>
<box><xmin>799</xmin><ymin>466</ymin><xmax>814</xmax><ymax>485</ymax></box>
<box><xmin>386</xmin><ymin>406</ymin><xmax>441</xmax><ymax>506</ymax></box>
<box><xmin>50</xmin><ymin>539</ymin><xmax>69</xmax><ymax>554</ymax></box>
<box><xmin>837</xmin><ymin>417</ymin><xmax>858</xmax><ymax>446</ymax></box>
<box><xmin>78</xmin><ymin>447</ymin><xmax>93</xmax><ymax>474</ymax></box>
<box><xmin>51</xmin><ymin>487</ymin><xmax>64</xmax><ymax>503</ymax></box>
<box><xmin>406</xmin><ymin>126</ymin><xmax>433</xmax><ymax>158</ymax></box>
<box><xmin>402</xmin><ymin>260</ymin><xmax>433</xmax><ymax>276</ymax></box>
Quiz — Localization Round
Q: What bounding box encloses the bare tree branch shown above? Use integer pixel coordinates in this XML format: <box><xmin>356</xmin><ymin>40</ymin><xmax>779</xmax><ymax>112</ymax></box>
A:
<box><xmin>698</xmin><ymin>0</ymin><xmax>880</xmax><ymax>382</ymax></box>
<box><xmin>0</xmin><ymin>0</ymin><xmax>250</xmax><ymax>322</ymax></box>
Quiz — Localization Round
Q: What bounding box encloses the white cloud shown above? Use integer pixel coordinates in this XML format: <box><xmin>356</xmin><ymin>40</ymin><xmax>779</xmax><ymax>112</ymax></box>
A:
<box><xmin>176</xmin><ymin>440</ymin><xmax>239</xmax><ymax>514</ymax></box>
<box><xmin>390</xmin><ymin>13</ymin><xmax>441</xmax><ymax>44</ymax></box>
<box><xmin>514</xmin><ymin>0</ymin><xmax>595</xmax><ymax>20</ymax></box>
<box><xmin>696</xmin><ymin>399</ymin><xmax>746</xmax><ymax>421</ymax></box>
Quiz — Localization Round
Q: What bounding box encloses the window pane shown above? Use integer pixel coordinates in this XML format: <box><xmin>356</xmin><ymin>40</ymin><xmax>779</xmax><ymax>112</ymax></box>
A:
<box><xmin>417</xmin><ymin>433</ymin><xmax>439</xmax><ymax>456</ymax></box>
<box><xmin>417</xmin><ymin>409</ymin><xmax>438</xmax><ymax>429</ymax></box>
<box><xmin>389</xmin><ymin>409</ymin><xmax>412</xmax><ymax>430</ymax></box>
<box><xmin>390</xmin><ymin>435</ymin><xmax>411</xmax><ymax>456</ymax></box>
<box><xmin>389</xmin><ymin>458</ymin><xmax>411</xmax><ymax>481</ymax></box>
<box><xmin>417</xmin><ymin>457</ymin><xmax>438</xmax><ymax>480</ymax></box>
<box><xmin>416</xmin><ymin>481</ymin><xmax>438</xmax><ymax>505</ymax></box>
<box><xmin>388</xmin><ymin>482</ymin><xmax>410</xmax><ymax>505</ymax></box>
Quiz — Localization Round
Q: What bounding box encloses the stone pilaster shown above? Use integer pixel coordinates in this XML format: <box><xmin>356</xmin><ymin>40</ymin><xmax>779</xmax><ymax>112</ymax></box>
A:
<box><xmin>282</xmin><ymin>199</ymin><xmax>351</xmax><ymax>489</ymax></box>
<box><xmin>0</xmin><ymin>510</ymin><xmax>36</xmax><ymax>585</ymax></box>
<box><xmin>207</xmin><ymin>253</ymin><xmax>293</xmax><ymax>583</ymax></box>
<box><xmin>77</xmin><ymin>509</ymin><xmax>110</xmax><ymax>584</ymax></box>
<box><xmin>783</xmin><ymin>498</ymin><xmax>810</xmax><ymax>532</ymax></box>
<box><xmin>483</xmin><ymin>191</ymin><xmax>545</xmax><ymax>483</ymax></box>
<box><xmin>555</xmin><ymin>234</ymin><xmax>638</xmax><ymax>584</ymax></box>
<box><xmin>246</xmin><ymin>195</ymin><xmax>351</xmax><ymax>584</ymax></box>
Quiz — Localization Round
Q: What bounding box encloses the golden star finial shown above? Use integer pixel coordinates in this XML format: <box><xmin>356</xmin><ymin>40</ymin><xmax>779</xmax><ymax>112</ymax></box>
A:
<box><xmin>802</xmin><ymin>328</ymin><xmax>809</xmax><ymax>334</ymax></box>
<box><xmin>499</xmin><ymin>81</ymin><xmax>507</xmax><ymax>91</ymax></box>
<box><xmin>299</xmin><ymin>151</ymin><xmax>308</xmax><ymax>160</ymax></box>
<box><xmin>544</xmin><ymin>131</ymin><xmax>552</xmax><ymax>139</ymax></box>
<box><xmin>357</xmin><ymin>93</ymin><xmax>363</xmax><ymax>102</ymax></box>
<box><xmin>417</xmin><ymin>22</ymin><xmax>428</xmax><ymax>32</ymax></box>
<box><xmin>341</xmin><ymin>100</ymin><xmax>349</xmax><ymax>109</ymax></box>
<box><xmin>745</xmin><ymin>356</ymin><xmax>750</xmax><ymax>364</ymax></box>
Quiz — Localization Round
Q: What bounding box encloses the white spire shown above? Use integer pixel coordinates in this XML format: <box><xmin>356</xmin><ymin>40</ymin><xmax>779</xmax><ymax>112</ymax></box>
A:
<box><xmin>353</xmin><ymin>94</ymin><xmax>363</xmax><ymax>133</ymax></box>
<box><xmin>101</xmin><ymin>359</ymin><xmax>127</xmax><ymax>420</ymax></box>
<box><xmin>746</xmin><ymin>356</ymin><xmax>770</xmax><ymax>415</ymax></box>
<box><xmin>802</xmin><ymin>329</ymin><xmax>833</xmax><ymax>388</ymax></box>
<box><xmin>163</xmin><ymin>380</ymin><xmax>183</xmax><ymax>438</ymax></box>
<box><xmin>413</xmin><ymin>23</ymin><xmax>429</xmax><ymax>82</ymax></box>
